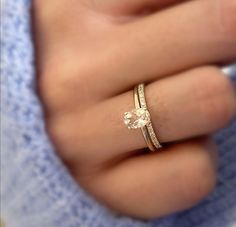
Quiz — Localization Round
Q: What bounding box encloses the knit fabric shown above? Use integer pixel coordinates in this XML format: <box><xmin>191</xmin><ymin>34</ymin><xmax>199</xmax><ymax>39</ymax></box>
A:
<box><xmin>1</xmin><ymin>0</ymin><xmax>236</xmax><ymax>226</ymax></box>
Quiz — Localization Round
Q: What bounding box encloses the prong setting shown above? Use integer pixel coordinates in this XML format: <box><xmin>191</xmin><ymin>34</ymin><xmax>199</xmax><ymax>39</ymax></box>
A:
<box><xmin>124</xmin><ymin>108</ymin><xmax>150</xmax><ymax>129</ymax></box>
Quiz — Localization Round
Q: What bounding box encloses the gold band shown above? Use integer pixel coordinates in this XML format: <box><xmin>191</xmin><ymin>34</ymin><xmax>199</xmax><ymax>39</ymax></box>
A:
<box><xmin>134</xmin><ymin>85</ymin><xmax>156</xmax><ymax>151</ymax></box>
<box><xmin>136</xmin><ymin>84</ymin><xmax>162</xmax><ymax>151</ymax></box>
<box><xmin>123</xmin><ymin>84</ymin><xmax>162</xmax><ymax>151</ymax></box>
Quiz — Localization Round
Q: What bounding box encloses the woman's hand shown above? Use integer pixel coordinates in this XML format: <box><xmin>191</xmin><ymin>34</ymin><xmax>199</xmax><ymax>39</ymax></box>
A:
<box><xmin>33</xmin><ymin>0</ymin><xmax>236</xmax><ymax>219</ymax></box>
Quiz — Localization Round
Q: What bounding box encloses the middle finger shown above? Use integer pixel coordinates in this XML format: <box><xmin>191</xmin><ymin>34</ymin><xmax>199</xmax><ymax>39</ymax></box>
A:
<box><xmin>91</xmin><ymin>0</ymin><xmax>236</xmax><ymax>97</ymax></box>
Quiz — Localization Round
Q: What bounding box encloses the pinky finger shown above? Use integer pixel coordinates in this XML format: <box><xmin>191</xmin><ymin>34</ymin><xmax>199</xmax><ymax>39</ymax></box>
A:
<box><xmin>80</xmin><ymin>137</ymin><xmax>218</xmax><ymax>219</ymax></box>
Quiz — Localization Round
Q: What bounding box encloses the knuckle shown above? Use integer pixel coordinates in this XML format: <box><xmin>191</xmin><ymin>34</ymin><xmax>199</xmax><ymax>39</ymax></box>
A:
<box><xmin>47</xmin><ymin>116</ymin><xmax>72</xmax><ymax>154</ymax></box>
<box><xmin>47</xmin><ymin>111</ymin><xmax>80</xmax><ymax>152</ymax></box>
<box><xmin>194</xmin><ymin>67</ymin><xmax>236</xmax><ymax>130</ymax></box>
<box><xmin>39</xmin><ymin>69</ymin><xmax>70</xmax><ymax>112</ymax></box>
<box><xmin>33</xmin><ymin>0</ymin><xmax>67</xmax><ymax>31</ymax></box>
<box><xmin>47</xmin><ymin>112</ymin><xmax>94</xmax><ymax>162</ymax></box>
<box><xmin>48</xmin><ymin>62</ymin><xmax>82</xmax><ymax>92</ymax></box>
<box><xmin>39</xmin><ymin>60</ymin><xmax>92</xmax><ymax>112</ymax></box>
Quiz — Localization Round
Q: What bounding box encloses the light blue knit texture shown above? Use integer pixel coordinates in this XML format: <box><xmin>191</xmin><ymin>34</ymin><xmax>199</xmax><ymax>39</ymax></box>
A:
<box><xmin>1</xmin><ymin>1</ymin><xmax>236</xmax><ymax>227</ymax></box>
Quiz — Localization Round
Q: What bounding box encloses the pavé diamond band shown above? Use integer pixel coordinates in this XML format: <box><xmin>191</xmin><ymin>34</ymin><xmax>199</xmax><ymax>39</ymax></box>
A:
<box><xmin>124</xmin><ymin>83</ymin><xmax>162</xmax><ymax>151</ymax></box>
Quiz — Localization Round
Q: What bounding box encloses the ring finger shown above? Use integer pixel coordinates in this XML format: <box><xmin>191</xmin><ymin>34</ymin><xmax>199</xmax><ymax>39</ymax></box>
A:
<box><xmin>50</xmin><ymin>66</ymin><xmax>236</xmax><ymax>163</ymax></box>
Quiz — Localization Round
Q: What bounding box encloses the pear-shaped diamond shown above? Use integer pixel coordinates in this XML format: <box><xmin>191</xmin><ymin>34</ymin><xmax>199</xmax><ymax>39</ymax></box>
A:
<box><xmin>124</xmin><ymin>108</ymin><xmax>150</xmax><ymax>129</ymax></box>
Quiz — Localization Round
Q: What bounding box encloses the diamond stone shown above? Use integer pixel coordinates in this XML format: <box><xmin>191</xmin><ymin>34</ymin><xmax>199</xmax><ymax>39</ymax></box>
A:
<box><xmin>124</xmin><ymin>108</ymin><xmax>151</xmax><ymax>129</ymax></box>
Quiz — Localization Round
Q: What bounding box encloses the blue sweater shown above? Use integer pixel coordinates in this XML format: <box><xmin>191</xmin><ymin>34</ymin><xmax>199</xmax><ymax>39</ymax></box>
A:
<box><xmin>1</xmin><ymin>0</ymin><xmax>236</xmax><ymax>226</ymax></box>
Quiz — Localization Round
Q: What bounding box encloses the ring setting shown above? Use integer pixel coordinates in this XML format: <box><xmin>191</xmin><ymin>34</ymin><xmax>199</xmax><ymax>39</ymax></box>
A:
<box><xmin>123</xmin><ymin>83</ymin><xmax>162</xmax><ymax>151</ymax></box>
<box><xmin>124</xmin><ymin>108</ymin><xmax>151</xmax><ymax>129</ymax></box>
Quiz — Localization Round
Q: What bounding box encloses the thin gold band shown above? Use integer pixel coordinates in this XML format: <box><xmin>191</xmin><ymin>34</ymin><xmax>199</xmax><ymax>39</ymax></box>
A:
<box><xmin>134</xmin><ymin>85</ymin><xmax>156</xmax><ymax>151</ymax></box>
<box><xmin>135</xmin><ymin>84</ymin><xmax>162</xmax><ymax>151</ymax></box>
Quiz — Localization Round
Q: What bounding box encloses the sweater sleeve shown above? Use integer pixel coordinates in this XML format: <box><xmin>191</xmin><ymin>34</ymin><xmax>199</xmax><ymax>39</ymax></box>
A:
<box><xmin>1</xmin><ymin>1</ymin><xmax>236</xmax><ymax>227</ymax></box>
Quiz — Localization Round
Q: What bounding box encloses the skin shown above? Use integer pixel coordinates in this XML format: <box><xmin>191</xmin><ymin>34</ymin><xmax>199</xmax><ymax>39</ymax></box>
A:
<box><xmin>33</xmin><ymin>0</ymin><xmax>236</xmax><ymax>219</ymax></box>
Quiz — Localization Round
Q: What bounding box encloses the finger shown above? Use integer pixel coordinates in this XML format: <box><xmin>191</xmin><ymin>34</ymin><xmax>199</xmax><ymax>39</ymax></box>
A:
<box><xmin>91</xmin><ymin>0</ymin><xmax>236</xmax><ymax>97</ymax></box>
<box><xmin>88</xmin><ymin>0</ymin><xmax>186</xmax><ymax>16</ymax></box>
<box><xmin>81</xmin><ymin>138</ymin><xmax>218</xmax><ymax>218</ymax></box>
<box><xmin>50</xmin><ymin>66</ymin><xmax>236</xmax><ymax>163</ymax></box>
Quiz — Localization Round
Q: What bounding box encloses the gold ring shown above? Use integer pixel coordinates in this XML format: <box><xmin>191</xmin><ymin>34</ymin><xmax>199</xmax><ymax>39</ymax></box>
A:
<box><xmin>123</xmin><ymin>83</ymin><xmax>162</xmax><ymax>151</ymax></box>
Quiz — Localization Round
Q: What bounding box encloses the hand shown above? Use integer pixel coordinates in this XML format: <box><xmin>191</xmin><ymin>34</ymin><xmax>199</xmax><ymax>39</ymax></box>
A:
<box><xmin>33</xmin><ymin>0</ymin><xmax>236</xmax><ymax>219</ymax></box>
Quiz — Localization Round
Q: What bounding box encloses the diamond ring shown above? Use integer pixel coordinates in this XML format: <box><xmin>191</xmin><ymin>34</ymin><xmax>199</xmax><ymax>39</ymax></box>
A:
<box><xmin>124</xmin><ymin>84</ymin><xmax>162</xmax><ymax>151</ymax></box>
